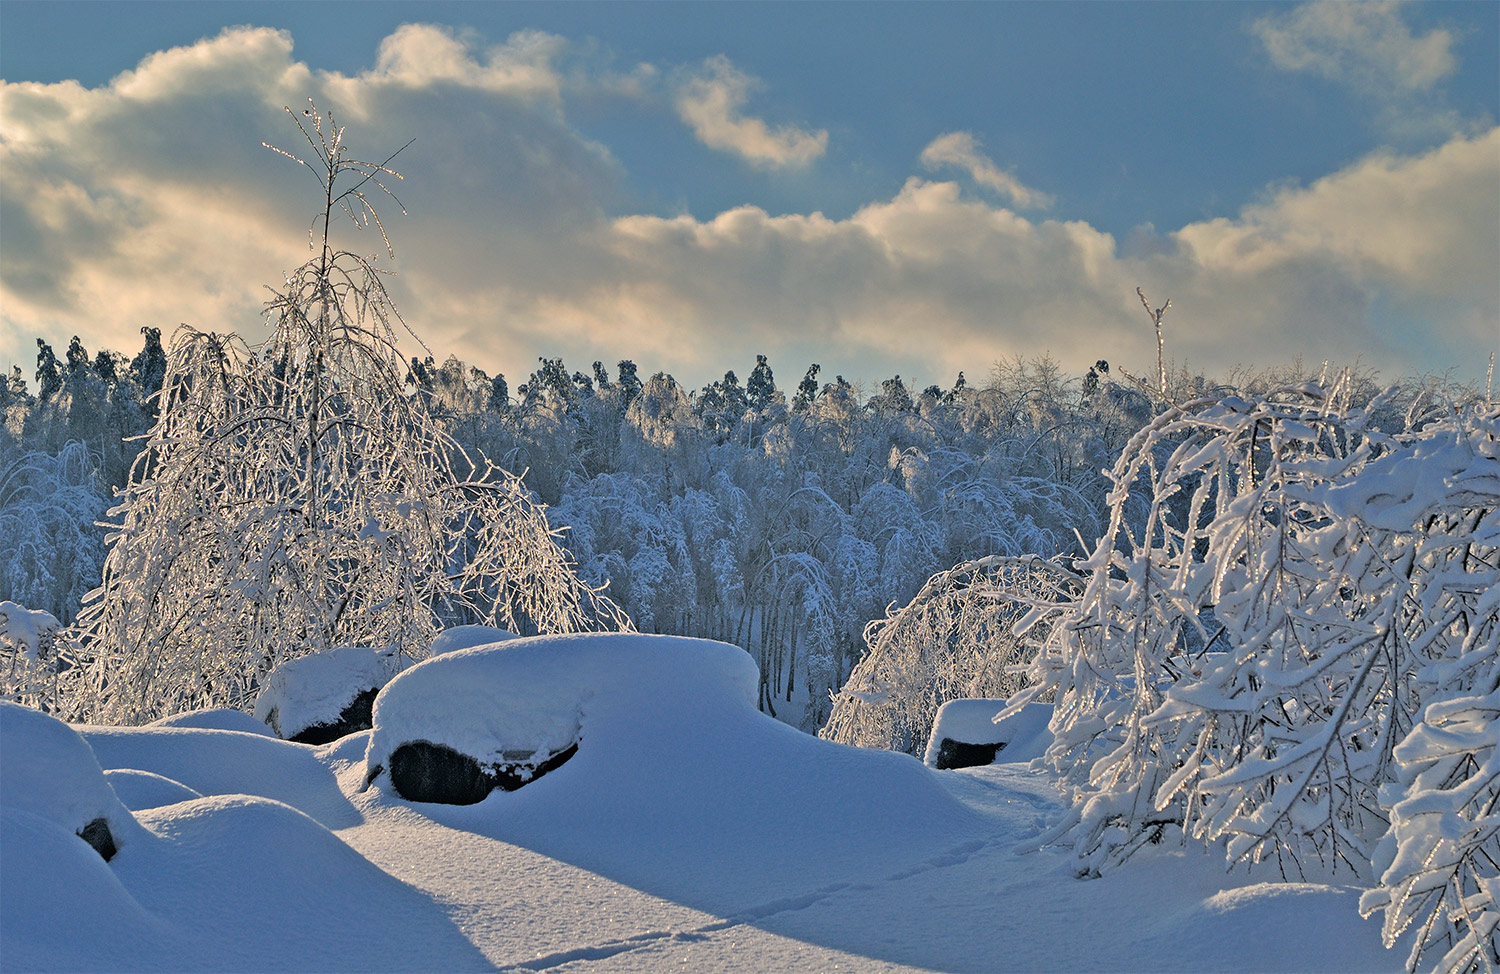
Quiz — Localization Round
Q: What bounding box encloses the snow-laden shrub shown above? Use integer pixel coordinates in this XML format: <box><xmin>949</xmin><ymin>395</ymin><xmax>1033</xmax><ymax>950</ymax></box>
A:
<box><xmin>1009</xmin><ymin>386</ymin><xmax>1496</xmax><ymax>884</ymax></box>
<box><xmin>0</xmin><ymin>600</ymin><xmax>64</xmax><ymax>713</ymax></box>
<box><xmin>0</xmin><ymin>441</ymin><xmax>108</xmax><ymax>624</ymax></box>
<box><xmin>1361</xmin><ymin>685</ymin><xmax>1500</xmax><ymax>973</ymax></box>
<box><xmin>61</xmin><ymin>104</ymin><xmax>628</xmax><ymax>725</ymax></box>
<box><xmin>820</xmin><ymin>555</ymin><xmax>1078</xmax><ymax>756</ymax></box>
<box><xmin>994</xmin><ymin>381</ymin><xmax>1495</xmax><ymax>971</ymax></box>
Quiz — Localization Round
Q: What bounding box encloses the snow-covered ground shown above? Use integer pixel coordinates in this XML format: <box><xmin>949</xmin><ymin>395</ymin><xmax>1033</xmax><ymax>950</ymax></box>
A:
<box><xmin>1</xmin><ymin>633</ymin><xmax>1401</xmax><ymax>972</ymax></box>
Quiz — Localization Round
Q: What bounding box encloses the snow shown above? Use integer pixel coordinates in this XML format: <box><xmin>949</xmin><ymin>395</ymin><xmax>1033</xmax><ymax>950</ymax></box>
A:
<box><xmin>923</xmin><ymin>700</ymin><xmax>1055</xmax><ymax>767</ymax></box>
<box><xmin>428</xmin><ymin>624</ymin><xmax>520</xmax><ymax>656</ymax></box>
<box><xmin>0</xmin><ymin>633</ymin><xmax>1406</xmax><ymax>971</ymax></box>
<box><xmin>149</xmin><ymin>708</ymin><xmax>275</xmax><ymax>736</ymax></box>
<box><xmin>103</xmin><ymin>769</ymin><xmax>203</xmax><ymax>811</ymax></box>
<box><xmin>253</xmin><ymin>645</ymin><xmax>398</xmax><ymax>739</ymax></box>
<box><xmin>0</xmin><ymin>701</ymin><xmax>145</xmax><ymax>850</ymax></box>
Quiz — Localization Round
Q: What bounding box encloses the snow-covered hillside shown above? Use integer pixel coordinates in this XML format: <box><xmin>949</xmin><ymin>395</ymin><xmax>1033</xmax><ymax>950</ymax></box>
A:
<box><xmin>1</xmin><ymin>633</ymin><xmax>1399</xmax><ymax>972</ymax></box>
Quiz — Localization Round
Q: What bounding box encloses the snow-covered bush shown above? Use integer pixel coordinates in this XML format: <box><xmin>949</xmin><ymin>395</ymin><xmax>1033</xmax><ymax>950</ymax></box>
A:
<box><xmin>821</xmin><ymin>555</ymin><xmax>1079</xmax><ymax>755</ymax></box>
<box><xmin>969</xmin><ymin>375</ymin><xmax>1494</xmax><ymax>972</ymax></box>
<box><xmin>1009</xmin><ymin>384</ymin><xmax>1495</xmax><ymax>884</ymax></box>
<box><xmin>63</xmin><ymin>104</ymin><xmax>627</xmax><ymax>725</ymax></box>
<box><xmin>0</xmin><ymin>441</ymin><xmax>108</xmax><ymax>623</ymax></box>
<box><xmin>1362</xmin><ymin>685</ymin><xmax>1500</xmax><ymax>973</ymax></box>
<box><xmin>0</xmin><ymin>600</ymin><xmax>65</xmax><ymax>713</ymax></box>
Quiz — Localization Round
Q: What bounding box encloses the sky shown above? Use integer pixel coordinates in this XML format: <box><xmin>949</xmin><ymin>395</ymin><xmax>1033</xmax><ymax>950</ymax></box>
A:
<box><xmin>1</xmin><ymin>0</ymin><xmax>1497</xmax><ymax>393</ymax></box>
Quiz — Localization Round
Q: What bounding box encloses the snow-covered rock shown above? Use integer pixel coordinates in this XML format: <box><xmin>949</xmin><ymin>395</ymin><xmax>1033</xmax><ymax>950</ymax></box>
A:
<box><xmin>255</xmin><ymin>646</ymin><xmax>401</xmax><ymax>744</ymax></box>
<box><xmin>924</xmin><ymin>700</ymin><xmax>1054</xmax><ymax>769</ymax></box>
<box><xmin>366</xmin><ymin>632</ymin><xmax>748</xmax><ymax>804</ymax></box>
<box><xmin>0</xmin><ymin>702</ymin><xmax>145</xmax><ymax>860</ymax></box>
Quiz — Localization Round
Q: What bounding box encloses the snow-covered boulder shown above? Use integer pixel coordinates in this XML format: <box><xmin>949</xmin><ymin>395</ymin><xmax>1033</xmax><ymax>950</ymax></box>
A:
<box><xmin>924</xmin><ymin>700</ymin><xmax>1054</xmax><ymax>769</ymax></box>
<box><xmin>0</xmin><ymin>702</ymin><xmax>145</xmax><ymax>860</ymax></box>
<box><xmin>255</xmin><ymin>647</ymin><xmax>401</xmax><ymax>745</ymax></box>
<box><xmin>150</xmin><ymin>708</ymin><xmax>277</xmax><ymax>736</ymax></box>
<box><xmin>366</xmin><ymin>632</ymin><xmax>757</xmax><ymax>805</ymax></box>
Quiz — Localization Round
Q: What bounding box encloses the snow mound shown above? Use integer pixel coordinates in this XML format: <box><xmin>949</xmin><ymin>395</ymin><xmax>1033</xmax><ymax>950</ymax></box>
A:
<box><xmin>150</xmin><ymin>708</ymin><xmax>275</xmax><ymax>736</ymax></box>
<box><xmin>0</xmin><ymin>702</ymin><xmax>146</xmax><ymax>858</ymax></box>
<box><xmin>104</xmin><ymin>769</ymin><xmax>204</xmax><ymax>811</ymax></box>
<box><xmin>254</xmin><ymin>646</ymin><xmax>400</xmax><ymax>743</ymax></box>
<box><xmin>428</xmin><ymin>625</ymin><xmax>519</xmax><ymax>656</ymax></box>
<box><xmin>80</xmin><ymin>724</ymin><xmax>363</xmax><ymax>830</ymax></box>
<box><xmin>0</xmin><ymin>807</ymin><xmax>184</xmax><ymax>972</ymax></box>
<box><xmin>366</xmin><ymin>631</ymin><xmax>757</xmax><ymax>791</ymax></box>
<box><xmin>923</xmin><ymin>700</ymin><xmax>1054</xmax><ymax>768</ymax></box>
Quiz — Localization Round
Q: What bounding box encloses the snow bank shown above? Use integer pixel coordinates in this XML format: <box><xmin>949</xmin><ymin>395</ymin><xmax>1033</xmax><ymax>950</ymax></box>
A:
<box><xmin>150</xmin><ymin>708</ymin><xmax>275</xmax><ymax>736</ymax></box>
<box><xmin>0</xmin><ymin>702</ymin><xmax>146</xmax><ymax>856</ymax></box>
<box><xmin>428</xmin><ymin>625</ymin><xmax>519</xmax><ymax>656</ymax></box>
<box><xmin>0</xmin><ymin>806</ymin><xmax>189</xmax><ymax>972</ymax></box>
<box><xmin>80</xmin><ymin>725</ymin><xmax>363</xmax><ymax>831</ymax></box>
<box><xmin>104</xmin><ymin>769</ymin><xmax>204</xmax><ymax>811</ymax></box>
<box><xmin>923</xmin><ymin>700</ymin><xmax>1054</xmax><ymax>768</ymax></box>
<box><xmin>254</xmin><ymin>646</ymin><xmax>400</xmax><ymax>742</ymax></box>
<box><xmin>1</xmin><ymin>789</ymin><xmax>490</xmax><ymax>972</ymax></box>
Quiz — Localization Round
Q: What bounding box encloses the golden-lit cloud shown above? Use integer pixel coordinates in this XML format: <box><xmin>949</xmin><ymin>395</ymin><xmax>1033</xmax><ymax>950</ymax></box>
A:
<box><xmin>919</xmin><ymin>133</ymin><xmax>1053</xmax><ymax>211</ymax></box>
<box><xmin>674</xmin><ymin>56</ymin><xmax>828</xmax><ymax>169</ymax></box>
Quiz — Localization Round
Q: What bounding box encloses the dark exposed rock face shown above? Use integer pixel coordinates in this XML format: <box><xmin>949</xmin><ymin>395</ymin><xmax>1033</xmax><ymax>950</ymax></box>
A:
<box><xmin>933</xmin><ymin>737</ymin><xmax>1004</xmax><ymax>771</ymax></box>
<box><xmin>287</xmin><ymin>688</ymin><xmax>380</xmax><ymax>746</ymax></box>
<box><xmin>387</xmin><ymin>739</ymin><xmax>579</xmax><ymax>805</ymax></box>
<box><xmin>76</xmin><ymin>817</ymin><xmax>117</xmax><ymax>861</ymax></box>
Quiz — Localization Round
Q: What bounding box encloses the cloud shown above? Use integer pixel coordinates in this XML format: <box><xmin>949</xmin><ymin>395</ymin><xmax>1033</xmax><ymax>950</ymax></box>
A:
<box><xmin>571</xmin><ymin>129</ymin><xmax>1497</xmax><ymax>384</ymax></box>
<box><xmin>0</xmin><ymin>24</ymin><xmax>623</xmax><ymax>376</ymax></box>
<box><xmin>1250</xmin><ymin>1</ymin><xmax>1470</xmax><ymax>139</ymax></box>
<box><xmin>1252</xmin><ymin>0</ymin><xmax>1457</xmax><ymax>92</ymax></box>
<box><xmin>919</xmin><ymin>132</ymin><xmax>1053</xmax><ymax>210</ymax></box>
<box><xmin>1</xmin><ymin>25</ymin><xmax>1494</xmax><ymax>397</ymax></box>
<box><xmin>674</xmin><ymin>56</ymin><xmax>828</xmax><ymax>168</ymax></box>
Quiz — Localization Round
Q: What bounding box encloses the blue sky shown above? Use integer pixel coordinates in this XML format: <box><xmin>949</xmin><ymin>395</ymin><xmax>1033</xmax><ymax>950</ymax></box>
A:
<box><xmin>2</xmin><ymin>1</ymin><xmax>1497</xmax><ymax>390</ymax></box>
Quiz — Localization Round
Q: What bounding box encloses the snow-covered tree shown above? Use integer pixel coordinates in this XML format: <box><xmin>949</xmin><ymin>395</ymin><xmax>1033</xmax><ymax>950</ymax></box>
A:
<box><xmin>821</xmin><ymin>555</ymin><xmax>1078</xmax><ymax>755</ymax></box>
<box><xmin>62</xmin><ymin>103</ymin><xmax>627</xmax><ymax>724</ymax></box>
<box><xmin>955</xmin><ymin>373</ymin><xmax>1496</xmax><ymax>974</ymax></box>
<box><xmin>0</xmin><ymin>441</ymin><xmax>108</xmax><ymax>625</ymax></box>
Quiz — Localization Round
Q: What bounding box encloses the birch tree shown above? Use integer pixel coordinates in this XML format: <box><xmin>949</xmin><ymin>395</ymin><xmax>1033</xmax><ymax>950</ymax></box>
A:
<box><xmin>63</xmin><ymin>103</ymin><xmax>627</xmax><ymax>724</ymax></box>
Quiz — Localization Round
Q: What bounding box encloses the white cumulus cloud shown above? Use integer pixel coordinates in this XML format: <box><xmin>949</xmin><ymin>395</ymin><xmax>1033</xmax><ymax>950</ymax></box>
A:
<box><xmin>919</xmin><ymin>132</ymin><xmax>1053</xmax><ymax>210</ymax></box>
<box><xmin>674</xmin><ymin>56</ymin><xmax>828</xmax><ymax>169</ymax></box>
<box><xmin>1252</xmin><ymin>0</ymin><xmax>1457</xmax><ymax>92</ymax></box>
